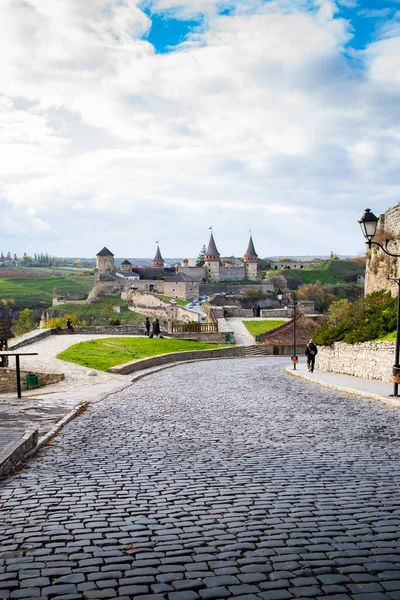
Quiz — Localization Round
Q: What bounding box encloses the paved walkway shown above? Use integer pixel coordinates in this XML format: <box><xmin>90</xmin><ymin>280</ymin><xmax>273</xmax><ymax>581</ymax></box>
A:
<box><xmin>289</xmin><ymin>362</ymin><xmax>397</xmax><ymax>405</ymax></box>
<box><xmin>225</xmin><ymin>319</ymin><xmax>256</xmax><ymax>346</ymax></box>
<box><xmin>1</xmin><ymin>358</ymin><xmax>400</xmax><ymax>599</ymax></box>
<box><xmin>0</xmin><ymin>335</ymin><xmax>137</xmax><ymax>437</ymax></box>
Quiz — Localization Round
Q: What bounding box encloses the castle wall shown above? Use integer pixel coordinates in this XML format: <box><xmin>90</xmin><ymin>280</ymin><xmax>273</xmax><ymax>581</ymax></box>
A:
<box><xmin>204</xmin><ymin>260</ymin><xmax>220</xmax><ymax>282</ymax></box>
<box><xmin>123</xmin><ymin>290</ymin><xmax>198</xmax><ymax>323</ymax></box>
<box><xmin>177</xmin><ymin>267</ymin><xmax>206</xmax><ymax>281</ymax></box>
<box><xmin>219</xmin><ymin>266</ymin><xmax>246</xmax><ymax>281</ymax></box>
<box><xmin>164</xmin><ymin>281</ymin><xmax>199</xmax><ymax>300</ymax></box>
<box><xmin>365</xmin><ymin>203</ymin><xmax>400</xmax><ymax>296</ymax></box>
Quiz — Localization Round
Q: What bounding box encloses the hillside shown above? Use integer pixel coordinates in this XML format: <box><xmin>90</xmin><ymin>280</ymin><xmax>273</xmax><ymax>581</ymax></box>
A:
<box><xmin>0</xmin><ymin>276</ymin><xmax>93</xmax><ymax>310</ymax></box>
<box><xmin>268</xmin><ymin>259</ymin><xmax>365</xmax><ymax>287</ymax></box>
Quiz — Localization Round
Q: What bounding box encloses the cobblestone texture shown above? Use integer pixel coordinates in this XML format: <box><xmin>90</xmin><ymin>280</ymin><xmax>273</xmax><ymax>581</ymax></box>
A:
<box><xmin>1</xmin><ymin>357</ymin><xmax>400</xmax><ymax>599</ymax></box>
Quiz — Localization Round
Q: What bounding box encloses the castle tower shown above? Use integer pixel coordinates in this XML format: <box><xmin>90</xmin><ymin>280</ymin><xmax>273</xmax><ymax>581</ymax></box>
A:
<box><xmin>120</xmin><ymin>259</ymin><xmax>132</xmax><ymax>271</ymax></box>
<box><xmin>244</xmin><ymin>235</ymin><xmax>258</xmax><ymax>280</ymax></box>
<box><xmin>95</xmin><ymin>247</ymin><xmax>116</xmax><ymax>283</ymax></box>
<box><xmin>152</xmin><ymin>244</ymin><xmax>164</xmax><ymax>268</ymax></box>
<box><xmin>204</xmin><ymin>232</ymin><xmax>220</xmax><ymax>282</ymax></box>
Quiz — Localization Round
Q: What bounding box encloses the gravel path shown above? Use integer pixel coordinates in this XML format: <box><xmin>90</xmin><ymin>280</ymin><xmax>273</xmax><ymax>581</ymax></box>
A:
<box><xmin>1</xmin><ymin>357</ymin><xmax>400</xmax><ymax>599</ymax></box>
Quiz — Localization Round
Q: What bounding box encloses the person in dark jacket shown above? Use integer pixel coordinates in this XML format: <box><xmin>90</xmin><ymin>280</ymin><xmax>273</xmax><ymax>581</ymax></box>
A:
<box><xmin>305</xmin><ymin>339</ymin><xmax>318</xmax><ymax>373</ymax></box>
<box><xmin>144</xmin><ymin>317</ymin><xmax>150</xmax><ymax>336</ymax></box>
<box><xmin>152</xmin><ymin>318</ymin><xmax>160</xmax><ymax>338</ymax></box>
<box><xmin>66</xmin><ymin>318</ymin><xmax>74</xmax><ymax>333</ymax></box>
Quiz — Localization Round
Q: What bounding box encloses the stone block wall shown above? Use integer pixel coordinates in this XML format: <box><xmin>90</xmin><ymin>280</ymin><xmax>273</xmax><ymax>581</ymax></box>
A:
<box><xmin>365</xmin><ymin>203</ymin><xmax>400</xmax><ymax>296</ymax></box>
<box><xmin>124</xmin><ymin>291</ymin><xmax>197</xmax><ymax>324</ymax></box>
<box><xmin>0</xmin><ymin>369</ymin><xmax>64</xmax><ymax>393</ymax></box>
<box><xmin>316</xmin><ymin>341</ymin><xmax>395</xmax><ymax>382</ymax></box>
<box><xmin>10</xmin><ymin>328</ymin><xmax>55</xmax><ymax>350</ymax></box>
<box><xmin>219</xmin><ymin>267</ymin><xmax>247</xmax><ymax>281</ymax></box>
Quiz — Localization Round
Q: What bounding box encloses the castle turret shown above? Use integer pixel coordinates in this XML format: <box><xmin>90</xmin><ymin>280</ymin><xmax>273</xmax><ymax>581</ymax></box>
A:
<box><xmin>243</xmin><ymin>235</ymin><xmax>258</xmax><ymax>280</ymax></box>
<box><xmin>204</xmin><ymin>232</ymin><xmax>220</xmax><ymax>282</ymax></box>
<box><xmin>120</xmin><ymin>259</ymin><xmax>132</xmax><ymax>271</ymax></box>
<box><xmin>95</xmin><ymin>247</ymin><xmax>116</xmax><ymax>283</ymax></box>
<box><xmin>152</xmin><ymin>244</ymin><xmax>164</xmax><ymax>268</ymax></box>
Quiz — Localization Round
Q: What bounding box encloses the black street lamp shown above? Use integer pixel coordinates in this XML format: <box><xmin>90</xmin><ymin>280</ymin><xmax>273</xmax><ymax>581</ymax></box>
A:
<box><xmin>277</xmin><ymin>288</ymin><xmax>299</xmax><ymax>370</ymax></box>
<box><xmin>359</xmin><ymin>208</ymin><xmax>400</xmax><ymax>396</ymax></box>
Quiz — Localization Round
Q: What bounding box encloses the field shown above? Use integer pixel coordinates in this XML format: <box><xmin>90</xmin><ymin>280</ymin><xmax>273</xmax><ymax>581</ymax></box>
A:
<box><xmin>243</xmin><ymin>320</ymin><xmax>285</xmax><ymax>337</ymax></box>
<box><xmin>0</xmin><ymin>276</ymin><xmax>94</xmax><ymax>308</ymax></box>
<box><xmin>57</xmin><ymin>337</ymin><xmax>227</xmax><ymax>371</ymax></box>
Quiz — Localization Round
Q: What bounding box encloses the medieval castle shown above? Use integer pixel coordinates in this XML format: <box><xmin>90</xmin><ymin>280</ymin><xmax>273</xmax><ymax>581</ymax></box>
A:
<box><xmin>94</xmin><ymin>232</ymin><xmax>260</xmax><ymax>286</ymax></box>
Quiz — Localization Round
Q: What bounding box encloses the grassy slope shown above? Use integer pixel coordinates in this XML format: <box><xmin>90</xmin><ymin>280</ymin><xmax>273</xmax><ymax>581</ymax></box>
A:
<box><xmin>243</xmin><ymin>320</ymin><xmax>286</xmax><ymax>337</ymax></box>
<box><xmin>268</xmin><ymin>260</ymin><xmax>365</xmax><ymax>286</ymax></box>
<box><xmin>0</xmin><ymin>276</ymin><xmax>94</xmax><ymax>308</ymax></box>
<box><xmin>47</xmin><ymin>297</ymin><xmax>147</xmax><ymax>325</ymax></box>
<box><xmin>57</xmin><ymin>337</ymin><xmax>227</xmax><ymax>371</ymax></box>
<box><xmin>156</xmin><ymin>294</ymin><xmax>188</xmax><ymax>306</ymax></box>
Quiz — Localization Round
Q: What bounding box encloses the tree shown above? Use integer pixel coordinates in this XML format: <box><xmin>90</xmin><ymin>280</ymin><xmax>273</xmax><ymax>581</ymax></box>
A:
<box><xmin>196</xmin><ymin>245</ymin><xmax>206</xmax><ymax>267</ymax></box>
<box><xmin>13</xmin><ymin>308</ymin><xmax>36</xmax><ymax>336</ymax></box>
<box><xmin>74</xmin><ymin>259</ymin><xmax>82</xmax><ymax>267</ymax></box>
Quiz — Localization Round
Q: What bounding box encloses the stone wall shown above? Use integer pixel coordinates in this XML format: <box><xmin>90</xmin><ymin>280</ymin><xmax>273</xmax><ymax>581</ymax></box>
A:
<box><xmin>219</xmin><ymin>266</ymin><xmax>247</xmax><ymax>281</ymax></box>
<box><xmin>177</xmin><ymin>266</ymin><xmax>206</xmax><ymax>280</ymax></box>
<box><xmin>365</xmin><ymin>203</ymin><xmax>400</xmax><ymax>296</ymax></box>
<box><xmin>123</xmin><ymin>291</ymin><xmax>197</xmax><ymax>324</ymax></box>
<box><xmin>0</xmin><ymin>369</ymin><xmax>64</xmax><ymax>393</ymax></box>
<box><xmin>109</xmin><ymin>346</ymin><xmax>246</xmax><ymax>374</ymax></box>
<box><xmin>171</xmin><ymin>332</ymin><xmax>234</xmax><ymax>343</ymax></box>
<box><xmin>260</xmin><ymin>308</ymin><xmax>290</xmax><ymax>318</ymax></box>
<box><xmin>9</xmin><ymin>328</ymin><xmax>54</xmax><ymax>350</ymax></box>
<box><xmin>316</xmin><ymin>341</ymin><xmax>395</xmax><ymax>382</ymax></box>
<box><xmin>163</xmin><ymin>281</ymin><xmax>199</xmax><ymax>301</ymax></box>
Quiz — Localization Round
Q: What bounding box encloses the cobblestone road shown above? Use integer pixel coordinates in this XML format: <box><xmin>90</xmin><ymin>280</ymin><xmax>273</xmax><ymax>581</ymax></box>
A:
<box><xmin>1</xmin><ymin>357</ymin><xmax>400</xmax><ymax>600</ymax></box>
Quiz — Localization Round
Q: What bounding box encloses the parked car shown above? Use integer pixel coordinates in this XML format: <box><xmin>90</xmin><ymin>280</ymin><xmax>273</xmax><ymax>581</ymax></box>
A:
<box><xmin>170</xmin><ymin>299</ymin><xmax>177</xmax><ymax>304</ymax></box>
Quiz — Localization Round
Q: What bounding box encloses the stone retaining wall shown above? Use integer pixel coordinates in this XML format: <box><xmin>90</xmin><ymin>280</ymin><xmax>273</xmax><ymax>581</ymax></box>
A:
<box><xmin>316</xmin><ymin>341</ymin><xmax>396</xmax><ymax>382</ymax></box>
<box><xmin>0</xmin><ymin>369</ymin><xmax>64</xmax><ymax>393</ymax></box>
<box><xmin>171</xmin><ymin>332</ymin><xmax>234</xmax><ymax>344</ymax></box>
<box><xmin>109</xmin><ymin>346</ymin><xmax>246</xmax><ymax>374</ymax></box>
<box><xmin>10</xmin><ymin>328</ymin><xmax>54</xmax><ymax>350</ymax></box>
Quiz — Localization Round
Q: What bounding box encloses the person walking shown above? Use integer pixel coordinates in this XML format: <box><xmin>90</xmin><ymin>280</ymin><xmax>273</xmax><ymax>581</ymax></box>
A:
<box><xmin>305</xmin><ymin>339</ymin><xmax>318</xmax><ymax>373</ymax></box>
<box><xmin>144</xmin><ymin>317</ymin><xmax>150</xmax><ymax>336</ymax></box>
<box><xmin>66</xmin><ymin>318</ymin><xmax>74</xmax><ymax>334</ymax></box>
<box><xmin>152</xmin><ymin>318</ymin><xmax>160</xmax><ymax>338</ymax></box>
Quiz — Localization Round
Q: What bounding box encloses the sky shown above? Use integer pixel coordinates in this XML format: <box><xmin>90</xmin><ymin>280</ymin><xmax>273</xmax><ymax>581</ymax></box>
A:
<box><xmin>0</xmin><ymin>0</ymin><xmax>400</xmax><ymax>259</ymax></box>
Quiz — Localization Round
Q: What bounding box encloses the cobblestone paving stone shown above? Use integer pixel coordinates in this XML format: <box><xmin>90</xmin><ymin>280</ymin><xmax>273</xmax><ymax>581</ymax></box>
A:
<box><xmin>1</xmin><ymin>357</ymin><xmax>400</xmax><ymax>599</ymax></box>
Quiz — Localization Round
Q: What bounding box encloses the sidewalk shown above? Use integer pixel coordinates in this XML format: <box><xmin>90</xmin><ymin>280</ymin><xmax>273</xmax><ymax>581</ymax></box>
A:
<box><xmin>286</xmin><ymin>360</ymin><xmax>400</xmax><ymax>408</ymax></box>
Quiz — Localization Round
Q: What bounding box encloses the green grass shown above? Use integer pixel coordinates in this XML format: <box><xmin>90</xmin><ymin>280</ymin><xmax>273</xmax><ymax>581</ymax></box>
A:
<box><xmin>156</xmin><ymin>294</ymin><xmax>188</xmax><ymax>306</ymax></box>
<box><xmin>0</xmin><ymin>276</ymin><xmax>94</xmax><ymax>308</ymax></box>
<box><xmin>57</xmin><ymin>337</ymin><xmax>227</xmax><ymax>371</ymax></box>
<box><xmin>375</xmin><ymin>331</ymin><xmax>396</xmax><ymax>342</ymax></box>
<box><xmin>47</xmin><ymin>297</ymin><xmax>148</xmax><ymax>326</ymax></box>
<box><xmin>243</xmin><ymin>320</ymin><xmax>285</xmax><ymax>337</ymax></box>
<box><xmin>267</xmin><ymin>259</ymin><xmax>365</xmax><ymax>287</ymax></box>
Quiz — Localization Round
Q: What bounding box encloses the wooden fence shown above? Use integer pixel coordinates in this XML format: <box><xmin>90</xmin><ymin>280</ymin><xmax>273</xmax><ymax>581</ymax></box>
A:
<box><xmin>171</xmin><ymin>322</ymin><xmax>218</xmax><ymax>333</ymax></box>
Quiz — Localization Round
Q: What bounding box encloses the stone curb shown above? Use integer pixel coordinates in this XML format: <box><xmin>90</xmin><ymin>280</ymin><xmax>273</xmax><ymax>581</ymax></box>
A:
<box><xmin>109</xmin><ymin>346</ymin><xmax>245</xmax><ymax>375</ymax></box>
<box><xmin>285</xmin><ymin>367</ymin><xmax>400</xmax><ymax>408</ymax></box>
<box><xmin>0</xmin><ymin>429</ymin><xmax>38</xmax><ymax>479</ymax></box>
<box><xmin>35</xmin><ymin>402</ymin><xmax>89</xmax><ymax>450</ymax></box>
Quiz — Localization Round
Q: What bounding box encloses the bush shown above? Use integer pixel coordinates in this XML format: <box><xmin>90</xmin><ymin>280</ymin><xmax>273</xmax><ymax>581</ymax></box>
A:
<box><xmin>43</xmin><ymin>313</ymin><xmax>86</xmax><ymax>329</ymax></box>
<box><xmin>109</xmin><ymin>318</ymin><xmax>121</xmax><ymax>326</ymax></box>
<box><xmin>12</xmin><ymin>308</ymin><xmax>36</xmax><ymax>336</ymax></box>
<box><xmin>314</xmin><ymin>290</ymin><xmax>397</xmax><ymax>345</ymax></box>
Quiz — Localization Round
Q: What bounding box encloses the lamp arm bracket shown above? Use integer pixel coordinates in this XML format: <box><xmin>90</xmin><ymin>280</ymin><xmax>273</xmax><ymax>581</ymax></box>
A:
<box><xmin>368</xmin><ymin>240</ymin><xmax>400</xmax><ymax>258</ymax></box>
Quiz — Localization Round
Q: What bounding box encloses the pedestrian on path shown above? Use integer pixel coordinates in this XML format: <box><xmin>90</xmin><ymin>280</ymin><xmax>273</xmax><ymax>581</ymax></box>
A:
<box><xmin>144</xmin><ymin>317</ymin><xmax>150</xmax><ymax>336</ymax></box>
<box><xmin>305</xmin><ymin>339</ymin><xmax>318</xmax><ymax>373</ymax></box>
<box><xmin>66</xmin><ymin>318</ymin><xmax>74</xmax><ymax>334</ymax></box>
<box><xmin>152</xmin><ymin>318</ymin><xmax>160</xmax><ymax>338</ymax></box>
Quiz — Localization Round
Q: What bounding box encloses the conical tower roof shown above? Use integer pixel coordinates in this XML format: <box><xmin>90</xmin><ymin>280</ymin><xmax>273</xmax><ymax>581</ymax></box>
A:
<box><xmin>205</xmin><ymin>233</ymin><xmax>220</xmax><ymax>259</ymax></box>
<box><xmin>244</xmin><ymin>235</ymin><xmax>258</xmax><ymax>259</ymax></box>
<box><xmin>152</xmin><ymin>244</ymin><xmax>164</xmax><ymax>266</ymax></box>
<box><xmin>96</xmin><ymin>247</ymin><xmax>114</xmax><ymax>257</ymax></box>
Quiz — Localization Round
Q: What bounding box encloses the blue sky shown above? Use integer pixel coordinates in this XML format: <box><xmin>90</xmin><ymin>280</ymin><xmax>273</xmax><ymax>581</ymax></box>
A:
<box><xmin>0</xmin><ymin>0</ymin><xmax>399</xmax><ymax>257</ymax></box>
<box><xmin>143</xmin><ymin>0</ymin><xmax>400</xmax><ymax>54</ymax></box>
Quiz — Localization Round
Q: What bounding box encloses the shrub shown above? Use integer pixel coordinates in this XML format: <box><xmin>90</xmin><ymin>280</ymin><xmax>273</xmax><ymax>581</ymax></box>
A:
<box><xmin>314</xmin><ymin>290</ymin><xmax>397</xmax><ymax>345</ymax></box>
<box><xmin>109</xmin><ymin>318</ymin><xmax>121</xmax><ymax>326</ymax></box>
<box><xmin>43</xmin><ymin>313</ymin><xmax>86</xmax><ymax>329</ymax></box>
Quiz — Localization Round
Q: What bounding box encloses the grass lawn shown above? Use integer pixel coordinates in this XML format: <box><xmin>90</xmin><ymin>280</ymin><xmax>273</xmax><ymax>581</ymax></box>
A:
<box><xmin>156</xmin><ymin>294</ymin><xmax>188</xmax><ymax>307</ymax></box>
<box><xmin>243</xmin><ymin>320</ymin><xmax>285</xmax><ymax>338</ymax></box>
<box><xmin>57</xmin><ymin>337</ymin><xmax>227</xmax><ymax>371</ymax></box>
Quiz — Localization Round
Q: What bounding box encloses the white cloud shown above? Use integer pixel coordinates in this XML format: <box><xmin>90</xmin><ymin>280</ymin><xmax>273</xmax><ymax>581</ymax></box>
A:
<box><xmin>0</xmin><ymin>0</ymin><xmax>399</xmax><ymax>256</ymax></box>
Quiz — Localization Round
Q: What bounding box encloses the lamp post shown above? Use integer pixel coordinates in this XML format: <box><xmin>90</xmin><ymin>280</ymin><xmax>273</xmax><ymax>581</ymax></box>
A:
<box><xmin>359</xmin><ymin>208</ymin><xmax>400</xmax><ymax>396</ymax></box>
<box><xmin>277</xmin><ymin>288</ymin><xmax>298</xmax><ymax>370</ymax></box>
